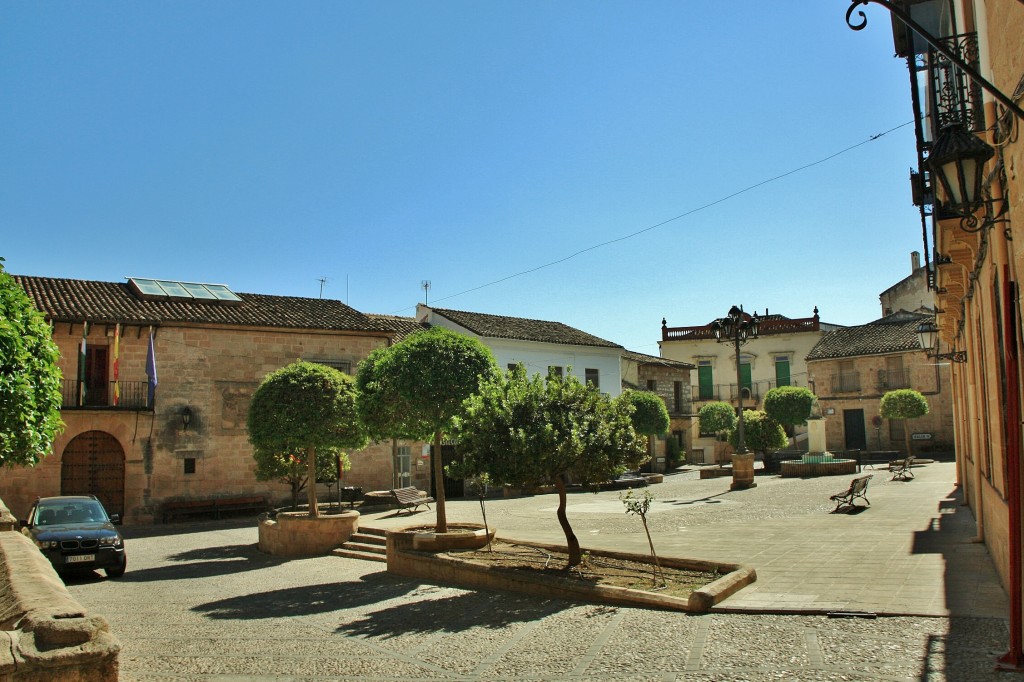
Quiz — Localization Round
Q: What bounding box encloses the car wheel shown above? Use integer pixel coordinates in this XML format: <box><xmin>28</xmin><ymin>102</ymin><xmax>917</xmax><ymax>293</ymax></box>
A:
<box><xmin>105</xmin><ymin>556</ymin><xmax>127</xmax><ymax>579</ymax></box>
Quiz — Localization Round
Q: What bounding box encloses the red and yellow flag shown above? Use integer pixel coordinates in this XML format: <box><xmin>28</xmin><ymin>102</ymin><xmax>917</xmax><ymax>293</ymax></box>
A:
<box><xmin>112</xmin><ymin>324</ymin><xmax>121</xmax><ymax>406</ymax></box>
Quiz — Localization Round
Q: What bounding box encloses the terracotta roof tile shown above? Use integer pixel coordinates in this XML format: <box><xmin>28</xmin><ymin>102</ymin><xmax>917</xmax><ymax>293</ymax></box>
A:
<box><xmin>366</xmin><ymin>314</ymin><xmax>427</xmax><ymax>342</ymax></box>
<box><xmin>623</xmin><ymin>349</ymin><xmax>695</xmax><ymax>369</ymax></box>
<box><xmin>806</xmin><ymin>312</ymin><xmax>928</xmax><ymax>360</ymax></box>
<box><xmin>431</xmin><ymin>307</ymin><xmax>622</xmax><ymax>349</ymax></box>
<box><xmin>14</xmin><ymin>275</ymin><xmax>388</xmax><ymax>334</ymax></box>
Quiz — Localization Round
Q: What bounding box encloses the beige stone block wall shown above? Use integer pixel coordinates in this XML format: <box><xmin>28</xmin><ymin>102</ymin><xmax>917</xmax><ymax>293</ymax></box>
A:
<box><xmin>0</xmin><ymin>525</ymin><xmax>120</xmax><ymax>681</ymax></box>
<box><xmin>0</xmin><ymin>321</ymin><xmax>405</xmax><ymax>523</ymax></box>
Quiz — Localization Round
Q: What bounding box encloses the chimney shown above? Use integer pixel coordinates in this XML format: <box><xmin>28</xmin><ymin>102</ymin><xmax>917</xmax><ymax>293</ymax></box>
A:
<box><xmin>911</xmin><ymin>251</ymin><xmax>921</xmax><ymax>272</ymax></box>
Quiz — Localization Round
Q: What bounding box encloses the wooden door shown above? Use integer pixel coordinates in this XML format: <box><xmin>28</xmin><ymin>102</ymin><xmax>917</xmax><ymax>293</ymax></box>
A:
<box><xmin>843</xmin><ymin>409</ymin><xmax>868</xmax><ymax>451</ymax></box>
<box><xmin>61</xmin><ymin>431</ymin><xmax>125</xmax><ymax>518</ymax></box>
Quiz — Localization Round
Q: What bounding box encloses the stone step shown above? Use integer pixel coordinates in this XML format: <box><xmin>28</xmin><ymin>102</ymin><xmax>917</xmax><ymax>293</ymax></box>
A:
<box><xmin>343</xmin><ymin>540</ymin><xmax>386</xmax><ymax>555</ymax></box>
<box><xmin>356</xmin><ymin>526</ymin><xmax>387</xmax><ymax>538</ymax></box>
<box><xmin>332</xmin><ymin>546</ymin><xmax>387</xmax><ymax>563</ymax></box>
<box><xmin>350</xmin><ymin>531</ymin><xmax>386</xmax><ymax>546</ymax></box>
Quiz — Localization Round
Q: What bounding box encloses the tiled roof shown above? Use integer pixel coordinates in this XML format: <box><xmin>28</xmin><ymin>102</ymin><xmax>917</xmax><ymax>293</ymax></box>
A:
<box><xmin>366</xmin><ymin>314</ymin><xmax>427</xmax><ymax>342</ymax></box>
<box><xmin>430</xmin><ymin>307</ymin><xmax>622</xmax><ymax>349</ymax></box>
<box><xmin>14</xmin><ymin>275</ymin><xmax>388</xmax><ymax>334</ymax></box>
<box><xmin>623</xmin><ymin>349</ymin><xmax>695</xmax><ymax>369</ymax></box>
<box><xmin>806</xmin><ymin>311</ymin><xmax>928</xmax><ymax>360</ymax></box>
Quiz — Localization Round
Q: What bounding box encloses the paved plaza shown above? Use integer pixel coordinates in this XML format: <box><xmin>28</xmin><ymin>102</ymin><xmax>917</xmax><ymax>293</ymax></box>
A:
<box><xmin>67</xmin><ymin>461</ymin><xmax>1014</xmax><ymax>680</ymax></box>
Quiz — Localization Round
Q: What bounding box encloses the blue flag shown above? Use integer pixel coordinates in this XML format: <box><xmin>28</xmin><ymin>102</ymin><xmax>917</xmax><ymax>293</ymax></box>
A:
<box><xmin>146</xmin><ymin>331</ymin><xmax>158</xmax><ymax>408</ymax></box>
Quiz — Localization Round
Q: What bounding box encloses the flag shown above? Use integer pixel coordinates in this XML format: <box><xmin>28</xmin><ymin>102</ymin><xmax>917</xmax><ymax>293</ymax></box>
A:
<box><xmin>78</xmin><ymin>322</ymin><xmax>88</xmax><ymax>406</ymax></box>
<box><xmin>146</xmin><ymin>330</ymin><xmax>158</xmax><ymax>408</ymax></box>
<box><xmin>112</xmin><ymin>324</ymin><xmax>121</xmax><ymax>406</ymax></box>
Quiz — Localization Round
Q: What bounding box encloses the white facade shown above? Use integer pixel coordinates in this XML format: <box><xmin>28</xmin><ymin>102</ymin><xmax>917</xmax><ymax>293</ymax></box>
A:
<box><xmin>417</xmin><ymin>305</ymin><xmax>623</xmax><ymax>397</ymax></box>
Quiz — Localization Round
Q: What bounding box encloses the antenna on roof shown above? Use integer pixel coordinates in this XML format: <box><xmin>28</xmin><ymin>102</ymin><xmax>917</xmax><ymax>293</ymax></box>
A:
<box><xmin>317</xmin><ymin>277</ymin><xmax>328</xmax><ymax>299</ymax></box>
<box><xmin>421</xmin><ymin>280</ymin><xmax>431</xmax><ymax>305</ymax></box>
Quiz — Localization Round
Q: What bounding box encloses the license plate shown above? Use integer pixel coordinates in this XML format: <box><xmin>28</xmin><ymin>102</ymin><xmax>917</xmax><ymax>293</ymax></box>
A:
<box><xmin>66</xmin><ymin>554</ymin><xmax>95</xmax><ymax>564</ymax></box>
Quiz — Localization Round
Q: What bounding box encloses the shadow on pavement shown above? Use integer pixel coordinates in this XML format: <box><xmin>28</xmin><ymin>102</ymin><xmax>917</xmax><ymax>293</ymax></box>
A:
<box><xmin>118</xmin><ymin>542</ymin><xmax>287</xmax><ymax>582</ymax></box>
<box><xmin>335</xmin><ymin>588</ymin><xmax>571</xmax><ymax>638</ymax></box>
<box><xmin>191</xmin><ymin>572</ymin><xmax>420</xmax><ymax>619</ymax></box>
<box><xmin>912</xmin><ymin>486</ymin><xmax>1011</xmax><ymax>677</ymax></box>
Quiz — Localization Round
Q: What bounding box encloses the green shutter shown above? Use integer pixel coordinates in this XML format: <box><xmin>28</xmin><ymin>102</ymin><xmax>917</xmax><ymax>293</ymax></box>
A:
<box><xmin>698</xmin><ymin>365</ymin><xmax>713</xmax><ymax>400</ymax></box>
<box><xmin>740</xmin><ymin>362</ymin><xmax>752</xmax><ymax>391</ymax></box>
<box><xmin>775</xmin><ymin>359</ymin><xmax>791</xmax><ymax>387</ymax></box>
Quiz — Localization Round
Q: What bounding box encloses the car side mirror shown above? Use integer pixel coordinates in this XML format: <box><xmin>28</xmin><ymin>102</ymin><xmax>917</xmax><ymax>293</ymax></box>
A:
<box><xmin>109</xmin><ymin>514</ymin><xmax>121</xmax><ymax>525</ymax></box>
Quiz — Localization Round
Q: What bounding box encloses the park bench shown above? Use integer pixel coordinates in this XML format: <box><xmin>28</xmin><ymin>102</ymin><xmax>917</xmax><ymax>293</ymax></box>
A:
<box><xmin>390</xmin><ymin>487</ymin><xmax>434</xmax><ymax>514</ymax></box>
<box><xmin>161</xmin><ymin>495</ymin><xmax>269</xmax><ymax>523</ymax></box>
<box><xmin>829</xmin><ymin>474</ymin><xmax>873</xmax><ymax>513</ymax></box>
<box><xmin>889</xmin><ymin>455</ymin><xmax>916</xmax><ymax>481</ymax></box>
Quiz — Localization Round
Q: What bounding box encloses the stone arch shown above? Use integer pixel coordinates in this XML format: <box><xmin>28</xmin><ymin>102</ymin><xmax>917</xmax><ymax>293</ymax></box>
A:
<box><xmin>61</xmin><ymin>430</ymin><xmax>125</xmax><ymax>518</ymax></box>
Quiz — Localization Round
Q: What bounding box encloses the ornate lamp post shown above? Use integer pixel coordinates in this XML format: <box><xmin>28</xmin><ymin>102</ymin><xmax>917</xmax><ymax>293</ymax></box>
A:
<box><xmin>711</xmin><ymin>305</ymin><xmax>760</xmax><ymax>490</ymax></box>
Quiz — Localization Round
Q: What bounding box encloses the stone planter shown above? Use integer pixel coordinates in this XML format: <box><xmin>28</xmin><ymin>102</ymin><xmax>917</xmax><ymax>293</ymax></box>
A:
<box><xmin>730</xmin><ymin>452</ymin><xmax>757</xmax><ymax>490</ymax></box>
<box><xmin>387</xmin><ymin>523</ymin><xmax>496</xmax><ymax>553</ymax></box>
<box><xmin>258</xmin><ymin>510</ymin><xmax>359</xmax><ymax>557</ymax></box>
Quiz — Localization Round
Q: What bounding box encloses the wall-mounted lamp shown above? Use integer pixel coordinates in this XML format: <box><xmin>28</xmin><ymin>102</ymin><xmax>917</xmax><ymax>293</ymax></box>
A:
<box><xmin>927</xmin><ymin>123</ymin><xmax>1007</xmax><ymax>234</ymax></box>
<box><xmin>181</xmin><ymin>406</ymin><xmax>193</xmax><ymax>431</ymax></box>
<box><xmin>916</xmin><ymin>320</ymin><xmax>967</xmax><ymax>364</ymax></box>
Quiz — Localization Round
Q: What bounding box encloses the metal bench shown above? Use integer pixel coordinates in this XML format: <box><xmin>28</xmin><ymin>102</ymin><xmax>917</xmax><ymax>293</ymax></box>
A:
<box><xmin>829</xmin><ymin>474</ymin><xmax>873</xmax><ymax>512</ymax></box>
<box><xmin>889</xmin><ymin>455</ymin><xmax>916</xmax><ymax>481</ymax></box>
<box><xmin>389</xmin><ymin>487</ymin><xmax>434</xmax><ymax>514</ymax></box>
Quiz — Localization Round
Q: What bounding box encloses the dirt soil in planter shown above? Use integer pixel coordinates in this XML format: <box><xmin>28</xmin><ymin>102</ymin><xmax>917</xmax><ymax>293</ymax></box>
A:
<box><xmin>440</xmin><ymin>539</ymin><xmax>721</xmax><ymax>600</ymax></box>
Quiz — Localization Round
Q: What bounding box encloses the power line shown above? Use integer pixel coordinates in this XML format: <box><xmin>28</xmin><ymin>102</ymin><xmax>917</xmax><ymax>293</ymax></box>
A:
<box><xmin>396</xmin><ymin>121</ymin><xmax>914</xmax><ymax>314</ymax></box>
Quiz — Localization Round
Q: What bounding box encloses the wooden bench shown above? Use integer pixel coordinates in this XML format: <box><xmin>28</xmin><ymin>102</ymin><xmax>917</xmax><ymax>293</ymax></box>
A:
<box><xmin>390</xmin><ymin>487</ymin><xmax>434</xmax><ymax>514</ymax></box>
<box><xmin>889</xmin><ymin>455</ymin><xmax>916</xmax><ymax>481</ymax></box>
<box><xmin>161</xmin><ymin>495</ymin><xmax>269</xmax><ymax>523</ymax></box>
<box><xmin>829</xmin><ymin>474</ymin><xmax>873</xmax><ymax>512</ymax></box>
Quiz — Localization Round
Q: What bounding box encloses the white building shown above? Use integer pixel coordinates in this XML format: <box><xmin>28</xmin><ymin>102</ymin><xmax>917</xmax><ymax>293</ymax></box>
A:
<box><xmin>417</xmin><ymin>305</ymin><xmax>623</xmax><ymax>397</ymax></box>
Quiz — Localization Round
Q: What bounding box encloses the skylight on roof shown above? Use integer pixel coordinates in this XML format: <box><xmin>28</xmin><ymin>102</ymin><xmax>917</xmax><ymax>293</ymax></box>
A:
<box><xmin>128</xmin><ymin>278</ymin><xmax>243</xmax><ymax>305</ymax></box>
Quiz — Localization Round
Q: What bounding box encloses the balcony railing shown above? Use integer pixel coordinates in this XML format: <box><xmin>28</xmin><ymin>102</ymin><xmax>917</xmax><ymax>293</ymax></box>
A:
<box><xmin>691</xmin><ymin>377</ymin><xmax>808</xmax><ymax>405</ymax></box>
<box><xmin>831</xmin><ymin>373</ymin><xmax>861</xmax><ymax>393</ymax></box>
<box><xmin>61</xmin><ymin>380</ymin><xmax>151</xmax><ymax>410</ymax></box>
<box><xmin>876</xmin><ymin>368</ymin><xmax>911</xmax><ymax>390</ymax></box>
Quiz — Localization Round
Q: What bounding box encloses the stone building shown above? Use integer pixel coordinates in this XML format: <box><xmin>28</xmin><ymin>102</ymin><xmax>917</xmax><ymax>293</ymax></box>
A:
<box><xmin>620</xmin><ymin>350</ymin><xmax>694</xmax><ymax>472</ymax></box>
<box><xmin>805</xmin><ymin>311</ymin><xmax>954</xmax><ymax>454</ymax></box>
<box><xmin>659</xmin><ymin>308</ymin><xmax>841</xmax><ymax>463</ymax></box>
<box><xmin>2</xmin><ymin>275</ymin><xmax>420</xmax><ymax>523</ymax></box>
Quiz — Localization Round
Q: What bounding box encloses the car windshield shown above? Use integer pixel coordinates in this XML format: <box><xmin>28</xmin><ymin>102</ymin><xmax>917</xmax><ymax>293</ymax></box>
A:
<box><xmin>35</xmin><ymin>500</ymin><xmax>108</xmax><ymax>526</ymax></box>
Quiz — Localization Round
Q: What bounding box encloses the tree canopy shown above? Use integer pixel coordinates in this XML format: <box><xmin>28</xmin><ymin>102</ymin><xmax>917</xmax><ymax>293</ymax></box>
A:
<box><xmin>355</xmin><ymin>327</ymin><xmax>497</xmax><ymax>532</ymax></box>
<box><xmin>880</xmin><ymin>389</ymin><xmax>929</xmax><ymax>457</ymax></box>
<box><xmin>1</xmin><ymin>259</ymin><xmax>63</xmax><ymax>468</ymax></box>
<box><xmin>454</xmin><ymin>365</ymin><xmax>647</xmax><ymax>567</ymax></box>
<box><xmin>247</xmin><ymin>361</ymin><xmax>366</xmax><ymax>517</ymax></box>
<box><xmin>697</xmin><ymin>401</ymin><xmax>736</xmax><ymax>436</ymax></box>
<box><xmin>763</xmin><ymin>386</ymin><xmax>816</xmax><ymax>428</ymax></box>
<box><xmin>621</xmin><ymin>389</ymin><xmax>670</xmax><ymax>437</ymax></box>
<box><xmin>728</xmin><ymin>410</ymin><xmax>787</xmax><ymax>454</ymax></box>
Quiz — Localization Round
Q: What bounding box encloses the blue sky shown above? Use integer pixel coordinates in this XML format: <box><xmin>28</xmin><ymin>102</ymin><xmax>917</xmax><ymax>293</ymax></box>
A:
<box><xmin>1</xmin><ymin>2</ymin><xmax>923</xmax><ymax>354</ymax></box>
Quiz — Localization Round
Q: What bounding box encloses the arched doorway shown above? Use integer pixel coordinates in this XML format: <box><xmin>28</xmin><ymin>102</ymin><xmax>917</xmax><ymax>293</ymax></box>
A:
<box><xmin>61</xmin><ymin>431</ymin><xmax>125</xmax><ymax>518</ymax></box>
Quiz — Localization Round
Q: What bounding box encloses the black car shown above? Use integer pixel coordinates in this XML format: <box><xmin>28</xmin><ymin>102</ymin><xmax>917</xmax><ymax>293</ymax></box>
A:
<box><xmin>21</xmin><ymin>495</ymin><xmax>127</xmax><ymax>578</ymax></box>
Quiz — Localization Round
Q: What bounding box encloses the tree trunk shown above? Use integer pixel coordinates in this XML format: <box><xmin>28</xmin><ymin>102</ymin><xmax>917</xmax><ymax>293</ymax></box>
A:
<box><xmin>903</xmin><ymin>420</ymin><xmax>913</xmax><ymax>458</ymax></box>
<box><xmin>307</xmin><ymin>445</ymin><xmax>319</xmax><ymax>518</ymax></box>
<box><xmin>554</xmin><ymin>474</ymin><xmax>581</xmax><ymax>567</ymax></box>
<box><xmin>433</xmin><ymin>431</ymin><xmax>448</xmax><ymax>533</ymax></box>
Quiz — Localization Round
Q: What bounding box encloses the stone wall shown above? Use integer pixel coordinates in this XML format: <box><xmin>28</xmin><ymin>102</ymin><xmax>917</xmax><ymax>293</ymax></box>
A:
<box><xmin>257</xmin><ymin>510</ymin><xmax>359</xmax><ymax>556</ymax></box>
<box><xmin>0</xmin><ymin>322</ymin><xmax>415</xmax><ymax>523</ymax></box>
<box><xmin>0</xmin><ymin>511</ymin><xmax>120</xmax><ymax>681</ymax></box>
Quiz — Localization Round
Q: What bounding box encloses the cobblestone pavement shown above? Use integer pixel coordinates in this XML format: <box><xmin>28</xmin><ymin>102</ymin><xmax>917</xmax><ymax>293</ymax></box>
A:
<box><xmin>66</xmin><ymin>461</ymin><xmax>1014</xmax><ymax>681</ymax></box>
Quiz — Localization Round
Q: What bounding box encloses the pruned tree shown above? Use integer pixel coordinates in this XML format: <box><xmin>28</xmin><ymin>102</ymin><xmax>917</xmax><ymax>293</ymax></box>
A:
<box><xmin>355</xmin><ymin>327</ymin><xmax>497</xmax><ymax>533</ymax></box>
<box><xmin>764</xmin><ymin>386</ymin><xmax>816</xmax><ymax>429</ymax></box>
<box><xmin>880</xmin><ymin>389</ymin><xmax>930</xmax><ymax>457</ymax></box>
<box><xmin>697</xmin><ymin>401</ymin><xmax>737</xmax><ymax>436</ymax></box>
<box><xmin>620</xmin><ymin>389</ymin><xmax>670</xmax><ymax>440</ymax></box>
<box><xmin>454</xmin><ymin>365</ymin><xmax>647</xmax><ymax>567</ymax></box>
<box><xmin>0</xmin><ymin>258</ymin><xmax>63</xmax><ymax>468</ymax></box>
<box><xmin>247</xmin><ymin>361</ymin><xmax>366</xmax><ymax>518</ymax></box>
<box><xmin>728</xmin><ymin>410</ymin><xmax>787</xmax><ymax>455</ymax></box>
